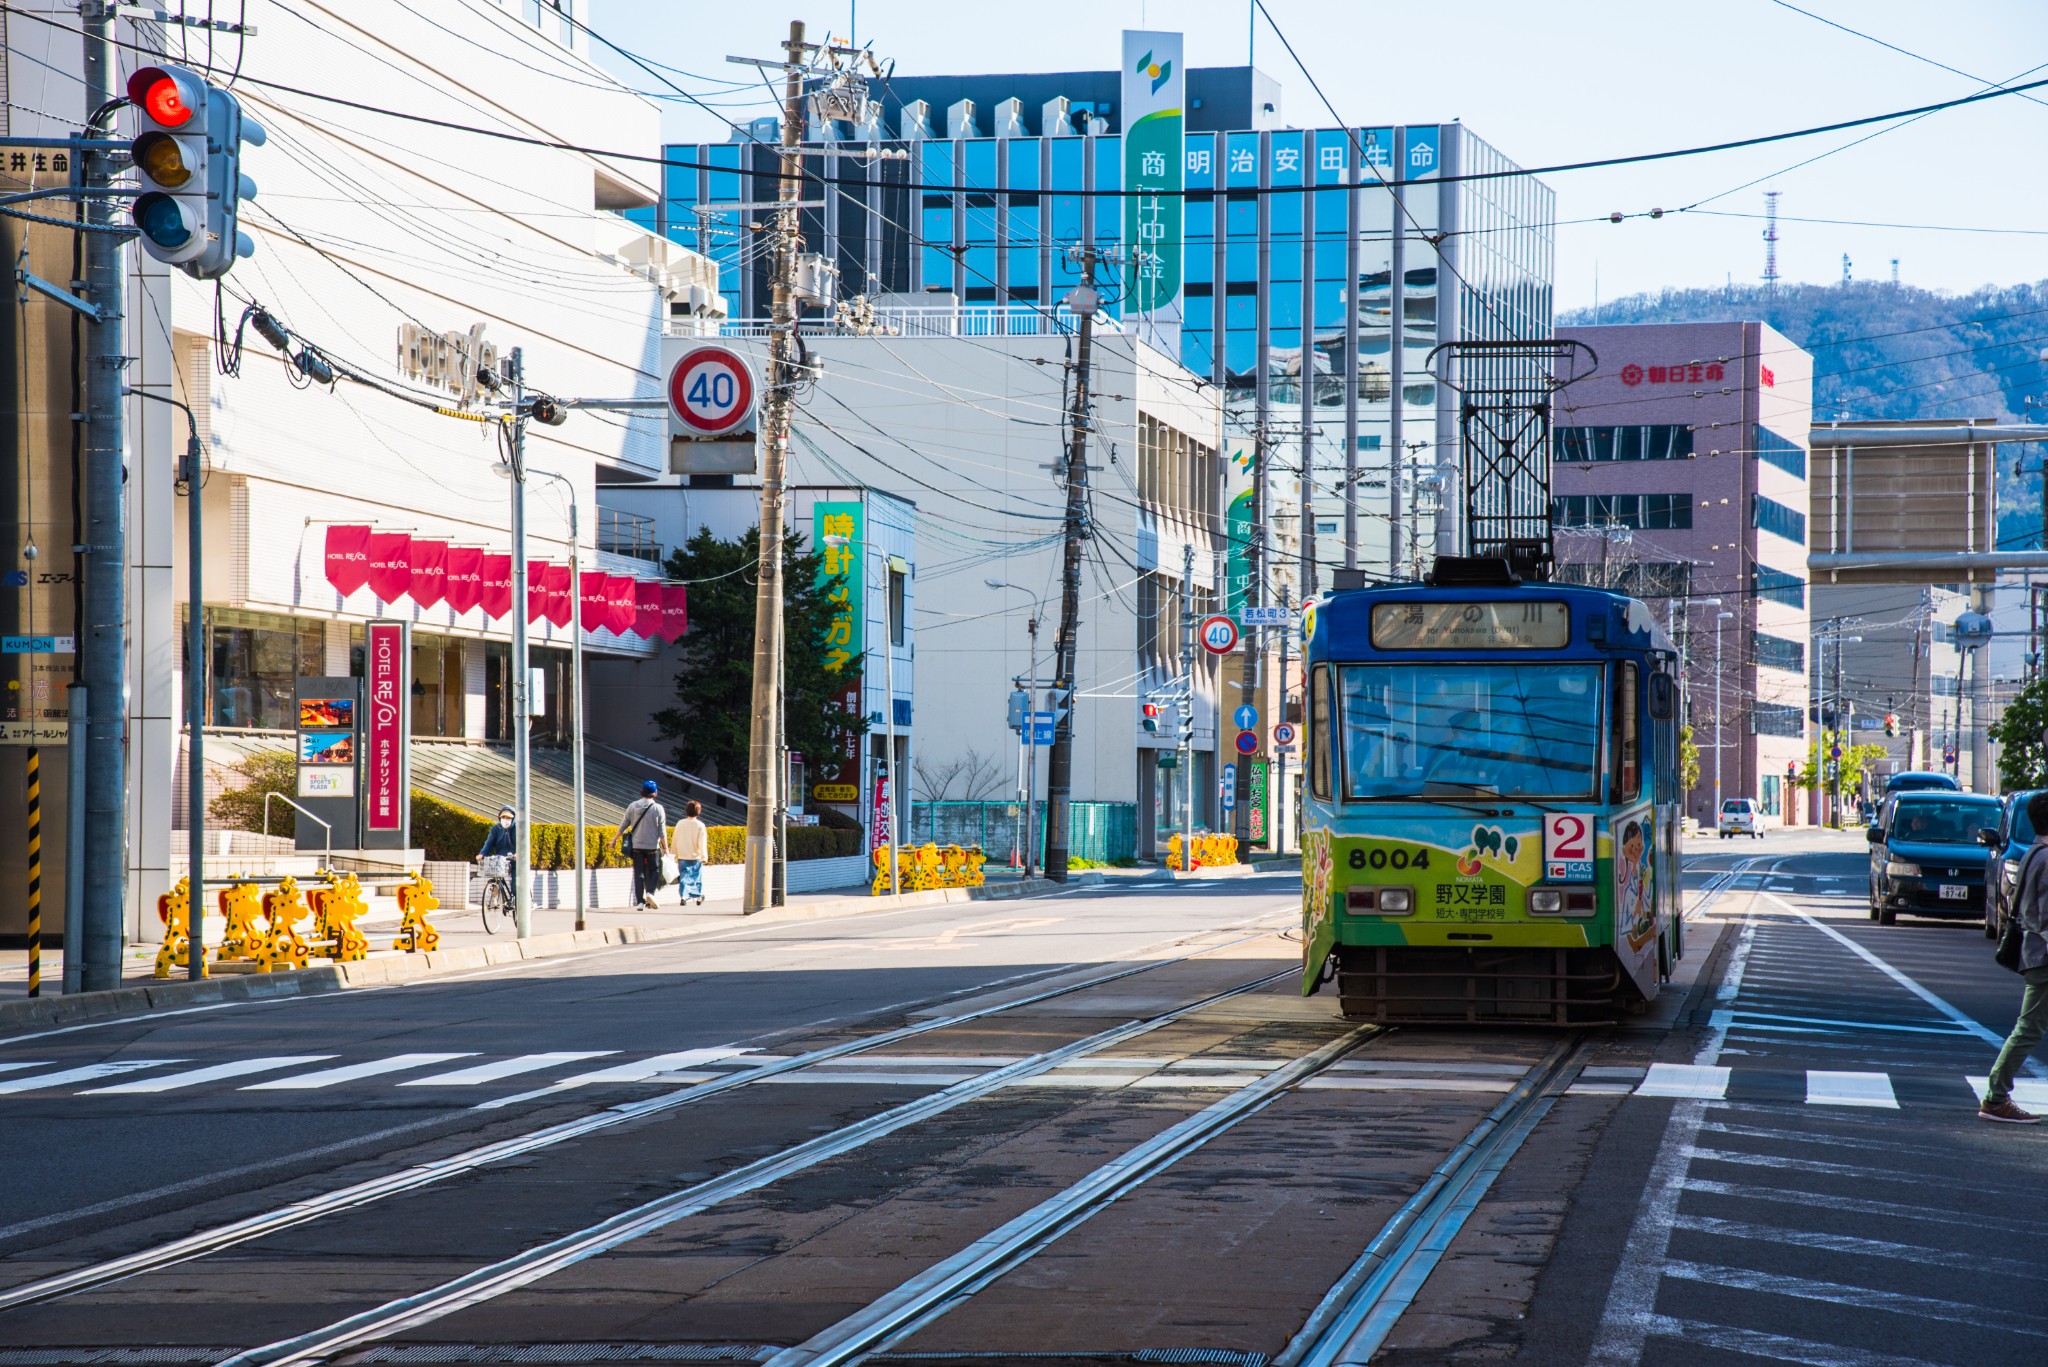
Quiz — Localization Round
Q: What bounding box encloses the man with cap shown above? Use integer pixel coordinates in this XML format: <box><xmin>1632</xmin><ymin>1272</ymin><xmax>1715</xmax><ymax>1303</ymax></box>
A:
<box><xmin>619</xmin><ymin>780</ymin><xmax>668</xmax><ymax>910</ymax></box>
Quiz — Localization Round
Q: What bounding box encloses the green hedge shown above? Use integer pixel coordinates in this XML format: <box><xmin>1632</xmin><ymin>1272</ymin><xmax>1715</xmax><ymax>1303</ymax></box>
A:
<box><xmin>703</xmin><ymin>824</ymin><xmax>858</xmax><ymax>864</ymax></box>
<box><xmin>414</xmin><ymin>796</ymin><xmax>854</xmax><ymax>868</ymax></box>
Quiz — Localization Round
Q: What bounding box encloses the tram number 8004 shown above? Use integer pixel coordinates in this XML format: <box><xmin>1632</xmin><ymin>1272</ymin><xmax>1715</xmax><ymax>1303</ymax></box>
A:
<box><xmin>1347</xmin><ymin>846</ymin><xmax>1431</xmax><ymax>871</ymax></box>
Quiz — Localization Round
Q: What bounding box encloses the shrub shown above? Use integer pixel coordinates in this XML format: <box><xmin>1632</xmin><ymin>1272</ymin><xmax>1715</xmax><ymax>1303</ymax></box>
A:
<box><xmin>208</xmin><ymin>750</ymin><xmax>298</xmax><ymax>837</ymax></box>
<box><xmin>707</xmin><ymin>826</ymin><xmax>745</xmax><ymax>864</ymax></box>
<box><xmin>413</xmin><ymin>791</ymin><xmax>490</xmax><ymax>862</ymax></box>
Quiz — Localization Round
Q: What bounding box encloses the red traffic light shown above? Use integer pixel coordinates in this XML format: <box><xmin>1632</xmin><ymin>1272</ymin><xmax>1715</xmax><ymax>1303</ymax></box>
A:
<box><xmin>1142</xmin><ymin>703</ymin><xmax>1160</xmax><ymax>719</ymax></box>
<box><xmin>128</xmin><ymin>66</ymin><xmax>199</xmax><ymax>128</ymax></box>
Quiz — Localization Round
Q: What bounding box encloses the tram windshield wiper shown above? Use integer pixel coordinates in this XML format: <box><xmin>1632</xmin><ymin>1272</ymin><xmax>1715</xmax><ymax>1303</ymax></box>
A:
<box><xmin>1422</xmin><ymin>780</ymin><xmax>1501</xmax><ymax>796</ymax></box>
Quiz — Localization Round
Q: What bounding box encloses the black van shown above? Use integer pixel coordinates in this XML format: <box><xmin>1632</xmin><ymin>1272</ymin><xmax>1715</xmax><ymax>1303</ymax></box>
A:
<box><xmin>1868</xmin><ymin>790</ymin><xmax>2003</xmax><ymax>925</ymax></box>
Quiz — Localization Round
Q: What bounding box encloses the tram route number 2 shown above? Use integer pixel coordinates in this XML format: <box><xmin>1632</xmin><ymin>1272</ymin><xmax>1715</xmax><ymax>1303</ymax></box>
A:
<box><xmin>1347</xmin><ymin>844</ymin><xmax>1430</xmax><ymax>871</ymax></box>
<box><xmin>1543</xmin><ymin>812</ymin><xmax>1594</xmax><ymax>883</ymax></box>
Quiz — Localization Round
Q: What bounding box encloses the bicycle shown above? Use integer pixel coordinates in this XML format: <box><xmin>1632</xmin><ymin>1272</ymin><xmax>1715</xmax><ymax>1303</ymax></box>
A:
<box><xmin>477</xmin><ymin>855</ymin><xmax>515</xmax><ymax>934</ymax></box>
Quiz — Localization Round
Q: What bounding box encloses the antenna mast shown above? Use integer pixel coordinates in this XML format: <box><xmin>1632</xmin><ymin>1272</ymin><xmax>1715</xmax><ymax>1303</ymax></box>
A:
<box><xmin>1762</xmin><ymin>190</ymin><xmax>1780</xmax><ymax>294</ymax></box>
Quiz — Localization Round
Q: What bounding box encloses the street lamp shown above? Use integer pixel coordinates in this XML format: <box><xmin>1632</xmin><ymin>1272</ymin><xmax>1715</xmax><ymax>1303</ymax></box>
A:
<box><xmin>494</xmin><ymin>460</ymin><xmax>589</xmax><ymax>932</ymax></box>
<box><xmin>987</xmin><ymin>578</ymin><xmax>1046</xmax><ymax>879</ymax></box>
<box><xmin>1714</xmin><ymin>610</ymin><xmax>1734</xmax><ymax>824</ymax></box>
<box><xmin>830</xmin><ymin>532</ymin><xmax>902</xmax><ymax>896</ymax></box>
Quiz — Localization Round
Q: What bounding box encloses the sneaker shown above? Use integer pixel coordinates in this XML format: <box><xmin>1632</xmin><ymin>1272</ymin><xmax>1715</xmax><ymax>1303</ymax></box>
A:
<box><xmin>642</xmin><ymin>894</ymin><xmax>656</xmax><ymax>910</ymax></box>
<box><xmin>1979</xmin><ymin>1098</ymin><xmax>2042</xmax><ymax>1123</ymax></box>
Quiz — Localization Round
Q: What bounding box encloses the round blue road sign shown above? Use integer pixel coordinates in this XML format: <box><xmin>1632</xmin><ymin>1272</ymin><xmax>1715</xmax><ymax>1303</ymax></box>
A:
<box><xmin>1233</xmin><ymin>704</ymin><xmax>1258</xmax><ymax>730</ymax></box>
<box><xmin>1235</xmin><ymin>729</ymin><xmax>1258</xmax><ymax>755</ymax></box>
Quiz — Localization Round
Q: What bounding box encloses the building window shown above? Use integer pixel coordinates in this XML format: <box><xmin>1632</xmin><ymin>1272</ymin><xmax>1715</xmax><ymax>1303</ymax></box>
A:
<box><xmin>888</xmin><ymin>567</ymin><xmax>907</xmax><ymax>647</ymax></box>
<box><xmin>1755</xmin><ymin>632</ymin><xmax>1806</xmax><ymax>674</ymax></box>
<box><xmin>1754</xmin><ymin>493</ymin><xmax>1806</xmax><ymax>544</ymax></box>
<box><xmin>1553</xmin><ymin>424</ymin><xmax>1693</xmax><ymax>462</ymax></box>
<box><xmin>1754</xmin><ymin>702</ymin><xmax>1804</xmax><ymax>737</ymax></box>
<box><xmin>1762</xmin><ymin>773</ymin><xmax>1781</xmax><ymax>815</ymax></box>
<box><xmin>191</xmin><ymin>608</ymin><xmax>326</xmax><ymax>730</ymax></box>
<box><xmin>1555</xmin><ymin>561</ymin><xmax>1692</xmax><ymax>599</ymax></box>
<box><xmin>1553</xmin><ymin>493</ymin><xmax>1692</xmax><ymax>531</ymax></box>
<box><xmin>1753</xmin><ymin>566</ymin><xmax>1805</xmax><ymax>608</ymax></box>
<box><xmin>1755</xmin><ymin>425</ymin><xmax>1806</xmax><ymax>478</ymax></box>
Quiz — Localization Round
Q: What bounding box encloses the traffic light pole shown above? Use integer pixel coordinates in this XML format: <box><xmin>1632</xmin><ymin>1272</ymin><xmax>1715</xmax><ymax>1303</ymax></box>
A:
<box><xmin>508</xmin><ymin>348</ymin><xmax>533</xmax><ymax>938</ymax></box>
<box><xmin>78</xmin><ymin>4</ymin><xmax>129</xmax><ymax>992</ymax></box>
<box><xmin>1043</xmin><ymin>245</ymin><xmax>1100</xmax><ymax>884</ymax></box>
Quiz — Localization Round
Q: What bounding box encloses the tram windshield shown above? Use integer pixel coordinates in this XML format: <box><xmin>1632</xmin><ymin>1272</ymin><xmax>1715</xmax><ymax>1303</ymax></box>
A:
<box><xmin>1336</xmin><ymin>662</ymin><xmax>1602</xmax><ymax>801</ymax></box>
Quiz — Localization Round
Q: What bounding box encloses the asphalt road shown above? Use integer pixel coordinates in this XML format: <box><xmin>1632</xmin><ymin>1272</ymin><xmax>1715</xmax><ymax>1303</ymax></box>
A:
<box><xmin>3</xmin><ymin>841</ymin><xmax>2044</xmax><ymax>1366</ymax></box>
<box><xmin>0</xmin><ymin>874</ymin><xmax>1300</xmax><ymax>1241</ymax></box>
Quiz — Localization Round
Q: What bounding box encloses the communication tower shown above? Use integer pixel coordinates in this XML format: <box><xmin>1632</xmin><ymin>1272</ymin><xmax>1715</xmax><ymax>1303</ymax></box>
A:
<box><xmin>1761</xmin><ymin>190</ymin><xmax>1780</xmax><ymax>293</ymax></box>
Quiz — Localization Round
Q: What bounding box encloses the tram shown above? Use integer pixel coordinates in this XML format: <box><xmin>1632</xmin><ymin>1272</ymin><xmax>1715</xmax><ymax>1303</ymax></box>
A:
<box><xmin>1298</xmin><ymin>557</ymin><xmax>1684</xmax><ymax>1024</ymax></box>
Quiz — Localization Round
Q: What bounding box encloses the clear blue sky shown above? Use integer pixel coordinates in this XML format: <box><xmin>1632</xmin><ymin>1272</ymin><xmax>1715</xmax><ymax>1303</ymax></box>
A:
<box><xmin>588</xmin><ymin>1</ymin><xmax>2048</xmax><ymax>310</ymax></box>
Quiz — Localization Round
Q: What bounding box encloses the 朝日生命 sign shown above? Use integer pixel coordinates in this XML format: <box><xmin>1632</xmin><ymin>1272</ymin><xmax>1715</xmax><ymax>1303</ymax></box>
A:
<box><xmin>668</xmin><ymin>344</ymin><xmax>757</xmax><ymax>438</ymax></box>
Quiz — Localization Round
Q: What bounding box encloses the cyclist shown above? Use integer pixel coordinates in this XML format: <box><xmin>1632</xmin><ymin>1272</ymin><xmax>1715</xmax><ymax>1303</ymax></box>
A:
<box><xmin>479</xmin><ymin>805</ymin><xmax>517</xmax><ymax>878</ymax></box>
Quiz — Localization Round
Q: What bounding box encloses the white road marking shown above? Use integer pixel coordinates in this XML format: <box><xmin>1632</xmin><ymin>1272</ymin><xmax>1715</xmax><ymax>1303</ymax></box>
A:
<box><xmin>397</xmin><ymin>1052</ymin><xmax>614</xmax><ymax>1086</ymax></box>
<box><xmin>0</xmin><ymin>1060</ymin><xmax>181</xmax><ymax>1093</ymax></box>
<box><xmin>1673</xmin><ymin>1213</ymin><xmax>2035</xmax><ymax>1278</ymax></box>
<box><xmin>1663</xmin><ymin>1259</ymin><xmax>2048</xmax><ymax>1338</ymax></box>
<box><xmin>1634</xmin><ymin>1063</ymin><xmax>1731</xmax><ymax>1099</ymax></box>
<box><xmin>1641</xmin><ymin>1315</ymin><xmax>1954</xmax><ymax>1367</ymax></box>
<box><xmin>87</xmin><ymin>1056</ymin><xmax>332</xmax><ymax>1094</ymax></box>
<box><xmin>1804</xmin><ymin>1071</ymin><xmax>1899</xmax><ymax>1109</ymax></box>
<box><xmin>242</xmin><ymin>1053</ymin><xmax>477</xmax><ymax>1090</ymax></box>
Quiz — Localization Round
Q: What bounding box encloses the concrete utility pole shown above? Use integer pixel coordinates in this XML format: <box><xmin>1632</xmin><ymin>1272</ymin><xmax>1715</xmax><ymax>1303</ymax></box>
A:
<box><xmin>1042</xmin><ymin>244</ymin><xmax>1101</xmax><ymax>884</ymax></box>
<box><xmin>742</xmin><ymin>20</ymin><xmax>811</xmax><ymax>914</ymax></box>
<box><xmin>79</xmin><ymin>3</ymin><xmax>128</xmax><ymax>991</ymax></box>
<box><xmin>508</xmin><ymin>348</ymin><xmax>534</xmax><ymax>937</ymax></box>
<box><xmin>1714</xmin><ymin>609</ymin><xmax>1733</xmax><ymax>825</ymax></box>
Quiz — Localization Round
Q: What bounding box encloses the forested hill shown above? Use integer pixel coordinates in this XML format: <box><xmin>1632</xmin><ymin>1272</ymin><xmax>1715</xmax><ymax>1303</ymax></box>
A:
<box><xmin>1559</xmin><ymin>280</ymin><xmax>2048</xmax><ymax>550</ymax></box>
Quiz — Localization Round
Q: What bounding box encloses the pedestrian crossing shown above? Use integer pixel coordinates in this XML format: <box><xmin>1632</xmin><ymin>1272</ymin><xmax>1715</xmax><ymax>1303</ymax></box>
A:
<box><xmin>0</xmin><ymin>1048</ymin><xmax>2026</xmax><ymax>1110</ymax></box>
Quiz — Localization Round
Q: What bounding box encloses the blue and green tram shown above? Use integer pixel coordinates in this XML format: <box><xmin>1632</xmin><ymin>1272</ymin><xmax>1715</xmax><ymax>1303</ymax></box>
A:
<box><xmin>1298</xmin><ymin>562</ymin><xmax>1684</xmax><ymax>1025</ymax></box>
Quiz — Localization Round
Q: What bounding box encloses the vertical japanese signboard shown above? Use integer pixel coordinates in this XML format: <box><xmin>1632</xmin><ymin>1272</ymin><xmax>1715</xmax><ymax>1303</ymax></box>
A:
<box><xmin>1121</xmin><ymin>29</ymin><xmax>1183</xmax><ymax>350</ymax></box>
<box><xmin>293</xmin><ymin>676</ymin><xmax>361</xmax><ymax>852</ymax></box>
<box><xmin>1247</xmin><ymin>759</ymin><xmax>1270</xmax><ymax>847</ymax></box>
<box><xmin>812</xmin><ymin>502</ymin><xmax>864</xmax><ymax>806</ymax></box>
<box><xmin>1224</xmin><ymin>437</ymin><xmax>1256</xmax><ymax>615</ymax></box>
<box><xmin>362</xmin><ymin>619</ymin><xmax>410</xmax><ymax>848</ymax></box>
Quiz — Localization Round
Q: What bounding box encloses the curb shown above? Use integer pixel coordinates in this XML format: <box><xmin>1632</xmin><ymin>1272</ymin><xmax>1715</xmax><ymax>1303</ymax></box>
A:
<box><xmin>0</xmin><ymin>877</ymin><xmax>1061</xmax><ymax>1036</ymax></box>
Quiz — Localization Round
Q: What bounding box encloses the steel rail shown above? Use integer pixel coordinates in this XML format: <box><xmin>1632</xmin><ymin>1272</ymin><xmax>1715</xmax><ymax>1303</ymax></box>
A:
<box><xmin>1274</xmin><ymin>1036</ymin><xmax>1591</xmax><ymax>1367</ymax></box>
<box><xmin>216</xmin><ymin>969</ymin><xmax>1325</xmax><ymax>1367</ymax></box>
<box><xmin>763</xmin><ymin>1025</ymin><xmax>1380</xmax><ymax>1367</ymax></box>
<box><xmin>0</xmin><ymin>919</ymin><xmax>1293</xmax><ymax>1313</ymax></box>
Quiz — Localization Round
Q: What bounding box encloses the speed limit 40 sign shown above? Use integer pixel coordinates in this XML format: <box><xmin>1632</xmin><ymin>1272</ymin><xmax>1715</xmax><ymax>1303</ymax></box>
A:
<box><xmin>668</xmin><ymin>344</ymin><xmax>757</xmax><ymax>438</ymax></box>
<box><xmin>1199</xmin><ymin>614</ymin><xmax>1240</xmax><ymax>654</ymax></box>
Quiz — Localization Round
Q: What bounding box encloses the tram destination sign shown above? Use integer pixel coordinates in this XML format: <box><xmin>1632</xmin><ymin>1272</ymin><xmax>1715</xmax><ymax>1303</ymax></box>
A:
<box><xmin>1370</xmin><ymin>601</ymin><xmax>1569</xmax><ymax>651</ymax></box>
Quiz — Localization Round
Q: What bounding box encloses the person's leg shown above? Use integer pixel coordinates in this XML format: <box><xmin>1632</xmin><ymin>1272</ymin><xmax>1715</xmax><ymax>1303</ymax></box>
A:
<box><xmin>683</xmin><ymin>859</ymin><xmax>703</xmax><ymax>900</ymax></box>
<box><xmin>629</xmin><ymin>850</ymin><xmax>648</xmax><ymax>905</ymax></box>
<box><xmin>1984</xmin><ymin>966</ymin><xmax>2048</xmax><ymax>1107</ymax></box>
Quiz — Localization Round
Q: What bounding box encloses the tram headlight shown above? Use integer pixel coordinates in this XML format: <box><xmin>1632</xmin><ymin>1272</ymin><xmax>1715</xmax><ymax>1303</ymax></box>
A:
<box><xmin>1885</xmin><ymin>860</ymin><xmax>1922</xmax><ymax>879</ymax></box>
<box><xmin>1378</xmin><ymin>887</ymin><xmax>1412</xmax><ymax>914</ymax></box>
<box><xmin>1528</xmin><ymin>888</ymin><xmax>1565</xmax><ymax>914</ymax></box>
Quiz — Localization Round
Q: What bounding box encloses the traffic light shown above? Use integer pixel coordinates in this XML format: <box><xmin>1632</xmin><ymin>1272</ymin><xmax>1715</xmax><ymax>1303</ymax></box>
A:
<box><xmin>1786</xmin><ymin>761</ymin><xmax>1798</xmax><ymax>785</ymax></box>
<box><xmin>128</xmin><ymin>66</ymin><xmax>208</xmax><ymax>267</ymax></box>
<box><xmin>524</xmin><ymin>396</ymin><xmax>567</xmax><ymax>426</ymax></box>
<box><xmin>126</xmin><ymin>64</ymin><xmax>265</xmax><ymax>279</ymax></box>
<box><xmin>1006</xmin><ymin>689</ymin><xmax>1028</xmax><ymax>732</ymax></box>
<box><xmin>1141</xmin><ymin>701</ymin><xmax>1161</xmax><ymax>734</ymax></box>
<box><xmin>1884</xmin><ymin>713</ymin><xmax>1898</xmax><ymax>737</ymax></box>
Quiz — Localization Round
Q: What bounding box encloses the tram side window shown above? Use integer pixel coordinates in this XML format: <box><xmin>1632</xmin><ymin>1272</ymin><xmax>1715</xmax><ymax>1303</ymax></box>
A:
<box><xmin>1310</xmin><ymin>665</ymin><xmax>1332</xmax><ymax>800</ymax></box>
<box><xmin>1613</xmin><ymin>662</ymin><xmax>1640</xmax><ymax>803</ymax></box>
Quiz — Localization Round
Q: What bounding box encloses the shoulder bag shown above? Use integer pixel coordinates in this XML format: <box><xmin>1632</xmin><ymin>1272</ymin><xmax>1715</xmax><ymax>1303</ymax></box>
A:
<box><xmin>1995</xmin><ymin>846</ymin><xmax>2038</xmax><ymax>973</ymax></box>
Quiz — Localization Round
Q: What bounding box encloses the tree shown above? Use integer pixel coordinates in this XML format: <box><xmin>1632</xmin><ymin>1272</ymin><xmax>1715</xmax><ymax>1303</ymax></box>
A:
<box><xmin>208</xmin><ymin>749</ymin><xmax>298</xmax><ymax>836</ymax></box>
<box><xmin>1989</xmin><ymin>676</ymin><xmax>2048</xmax><ymax>791</ymax></box>
<box><xmin>914</xmin><ymin>747</ymin><xmax>1007</xmax><ymax>802</ymax></box>
<box><xmin>1678</xmin><ymin>724</ymin><xmax>1701</xmax><ymax>793</ymax></box>
<box><xmin>652</xmin><ymin>526</ymin><xmax>868</xmax><ymax>793</ymax></box>
<box><xmin>1793</xmin><ymin>730</ymin><xmax>1889</xmax><ymax>823</ymax></box>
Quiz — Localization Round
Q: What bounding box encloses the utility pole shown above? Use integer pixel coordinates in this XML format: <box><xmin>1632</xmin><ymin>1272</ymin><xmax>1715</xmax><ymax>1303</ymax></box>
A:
<box><xmin>742</xmin><ymin>20</ymin><xmax>811</xmax><ymax>914</ymax></box>
<box><xmin>1276</xmin><ymin>580</ymin><xmax>1291</xmax><ymax>856</ymax></box>
<box><xmin>508</xmin><ymin>348</ymin><xmax>533</xmax><ymax>937</ymax></box>
<box><xmin>1043</xmin><ymin>243</ymin><xmax>1101</xmax><ymax>884</ymax></box>
<box><xmin>79</xmin><ymin>3</ymin><xmax>128</xmax><ymax>991</ymax></box>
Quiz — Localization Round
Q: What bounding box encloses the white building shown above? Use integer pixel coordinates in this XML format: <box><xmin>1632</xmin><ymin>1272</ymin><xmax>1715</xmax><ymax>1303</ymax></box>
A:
<box><xmin>600</xmin><ymin>313</ymin><xmax>1227</xmax><ymax>861</ymax></box>
<box><xmin>2</xmin><ymin>1</ymin><xmax>715</xmax><ymax>942</ymax></box>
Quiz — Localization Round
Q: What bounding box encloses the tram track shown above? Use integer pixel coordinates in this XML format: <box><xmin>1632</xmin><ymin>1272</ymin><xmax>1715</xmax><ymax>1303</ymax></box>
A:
<box><xmin>0</xmin><ymin>911</ymin><xmax>1299</xmax><ymax>1314</ymax></box>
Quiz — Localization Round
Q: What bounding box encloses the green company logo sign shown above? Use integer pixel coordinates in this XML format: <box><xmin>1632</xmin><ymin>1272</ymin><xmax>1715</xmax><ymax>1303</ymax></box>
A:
<box><xmin>1121</xmin><ymin>31</ymin><xmax>1183</xmax><ymax>324</ymax></box>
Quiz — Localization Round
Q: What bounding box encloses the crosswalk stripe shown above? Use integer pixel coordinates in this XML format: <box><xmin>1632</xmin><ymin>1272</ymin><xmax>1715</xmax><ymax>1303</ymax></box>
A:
<box><xmin>397</xmin><ymin>1052</ymin><xmax>615</xmax><ymax>1086</ymax></box>
<box><xmin>1805</xmin><ymin>1071</ymin><xmax>1899</xmax><ymax>1109</ymax></box>
<box><xmin>1965</xmin><ymin>1076</ymin><xmax>2048</xmax><ymax>1108</ymax></box>
<box><xmin>1636</xmin><ymin>1063</ymin><xmax>1732</xmax><ymax>1099</ymax></box>
<box><xmin>241</xmin><ymin>1053</ymin><xmax>478</xmax><ymax>1091</ymax></box>
<box><xmin>0</xmin><ymin>1060</ymin><xmax>180</xmax><ymax>1094</ymax></box>
<box><xmin>84</xmin><ymin>1056</ymin><xmax>333</xmax><ymax>1094</ymax></box>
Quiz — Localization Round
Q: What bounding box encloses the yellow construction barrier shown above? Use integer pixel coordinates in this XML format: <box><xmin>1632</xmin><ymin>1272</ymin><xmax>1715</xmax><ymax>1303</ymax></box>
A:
<box><xmin>1168</xmin><ymin>832</ymin><xmax>1238</xmax><ymax>871</ymax></box>
<box><xmin>153</xmin><ymin>877</ymin><xmax>203</xmax><ymax>979</ymax></box>
<box><xmin>255</xmin><ymin>877</ymin><xmax>313</xmax><ymax>971</ymax></box>
<box><xmin>871</xmin><ymin>843</ymin><xmax>988</xmax><ymax>893</ymax></box>
<box><xmin>308</xmin><ymin>872</ymin><xmax>371</xmax><ymax>962</ymax></box>
<box><xmin>394</xmin><ymin>871</ymin><xmax>442</xmax><ymax>953</ymax></box>
<box><xmin>215</xmin><ymin>881</ymin><xmax>263</xmax><ymax>963</ymax></box>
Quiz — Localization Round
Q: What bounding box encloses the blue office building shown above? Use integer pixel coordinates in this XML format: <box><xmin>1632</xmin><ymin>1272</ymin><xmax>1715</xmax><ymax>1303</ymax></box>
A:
<box><xmin>647</xmin><ymin>51</ymin><xmax>1554</xmax><ymax>580</ymax></box>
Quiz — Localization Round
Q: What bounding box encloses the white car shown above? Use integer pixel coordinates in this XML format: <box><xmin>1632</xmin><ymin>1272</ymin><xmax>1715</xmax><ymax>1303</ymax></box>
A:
<box><xmin>1719</xmin><ymin>797</ymin><xmax>1766</xmax><ymax>839</ymax></box>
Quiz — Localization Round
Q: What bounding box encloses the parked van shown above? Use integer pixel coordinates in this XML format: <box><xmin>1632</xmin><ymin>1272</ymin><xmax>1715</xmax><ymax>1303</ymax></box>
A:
<box><xmin>1719</xmin><ymin>797</ymin><xmax>1766</xmax><ymax>839</ymax></box>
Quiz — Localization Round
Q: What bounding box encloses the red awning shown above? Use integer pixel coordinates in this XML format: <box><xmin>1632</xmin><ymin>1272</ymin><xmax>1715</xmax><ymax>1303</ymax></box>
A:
<box><xmin>605</xmin><ymin>576</ymin><xmax>638</xmax><ymax>636</ymax></box>
<box><xmin>444</xmin><ymin>546</ymin><xmax>483</xmax><ymax>615</ymax></box>
<box><xmin>364</xmin><ymin>532</ymin><xmax>412</xmax><ymax>604</ymax></box>
<box><xmin>543</xmin><ymin>563</ymin><xmax>574</xmax><ymax>629</ymax></box>
<box><xmin>409</xmin><ymin>540</ymin><xmax>448</xmax><ymax>611</ymax></box>
<box><xmin>660</xmin><ymin>583</ymin><xmax>689</xmax><ymax>642</ymax></box>
<box><xmin>478</xmin><ymin>553</ymin><xmax>513</xmax><ymax>619</ymax></box>
<box><xmin>579</xmin><ymin>570</ymin><xmax>612</xmax><ymax>633</ymax></box>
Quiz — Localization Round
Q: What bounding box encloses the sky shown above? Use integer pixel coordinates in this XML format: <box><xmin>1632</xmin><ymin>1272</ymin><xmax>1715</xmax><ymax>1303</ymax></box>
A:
<box><xmin>585</xmin><ymin>0</ymin><xmax>2048</xmax><ymax>312</ymax></box>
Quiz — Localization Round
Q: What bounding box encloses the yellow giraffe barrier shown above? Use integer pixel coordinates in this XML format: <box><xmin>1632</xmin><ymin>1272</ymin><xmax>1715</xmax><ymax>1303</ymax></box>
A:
<box><xmin>255</xmin><ymin>877</ymin><xmax>313</xmax><ymax>972</ymax></box>
<box><xmin>215</xmin><ymin>881</ymin><xmax>263</xmax><ymax>963</ymax></box>
<box><xmin>394</xmin><ymin>872</ymin><xmax>442</xmax><ymax>953</ymax></box>
<box><xmin>153</xmin><ymin>877</ymin><xmax>203</xmax><ymax>979</ymax></box>
<box><xmin>309</xmin><ymin>872</ymin><xmax>371</xmax><ymax>962</ymax></box>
